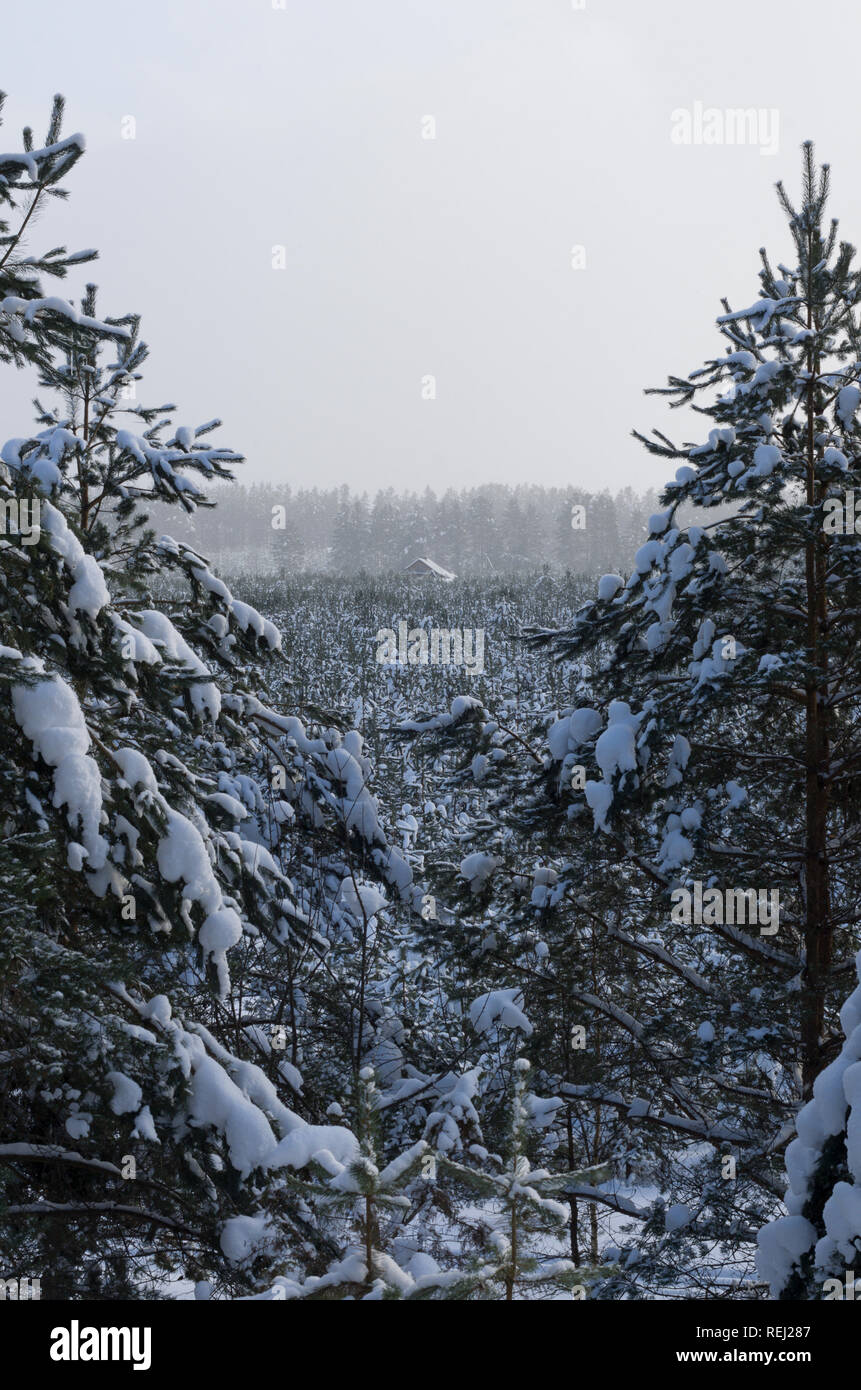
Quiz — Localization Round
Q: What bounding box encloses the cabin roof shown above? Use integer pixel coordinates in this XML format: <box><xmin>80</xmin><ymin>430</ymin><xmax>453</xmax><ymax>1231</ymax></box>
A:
<box><xmin>403</xmin><ymin>557</ymin><xmax>456</xmax><ymax>580</ymax></box>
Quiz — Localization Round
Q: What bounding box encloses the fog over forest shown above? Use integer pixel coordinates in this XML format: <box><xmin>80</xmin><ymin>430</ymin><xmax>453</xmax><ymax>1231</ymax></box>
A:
<box><xmin>145</xmin><ymin>481</ymin><xmax>663</xmax><ymax>575</ymax></box>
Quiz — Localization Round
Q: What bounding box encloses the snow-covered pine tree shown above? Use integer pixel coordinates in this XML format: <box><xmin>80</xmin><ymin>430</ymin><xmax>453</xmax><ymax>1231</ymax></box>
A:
<box><xmin>392</xmin><ymin>686</ymin><xmax>685</xmax><ymax>1287</ymax></box>
<box><xmin>757</xmin><ymin>948</ymin><xmax>861</xmax><ymax>1299</ymax></box>
<box><xmin>232</xmin><ymin>1065</ymin><xmax>431</xmax><ymax>1300</ymax></box>
<box><xmin>0</xmin><ymin>98</ymin><xmax>428</xmax><ymax>1299</ymax></box>
<box><xmin>522</xmin><ymin>141</ymin><xmax>861</xmax><ymax>1288</ymax></box>
<box><xmin>0</xmin><ymin>94</ymin><xmax>117</xmax><ymax>370</ymax></box>
<box><xmin>427</xmin><ymin>1059</ymin><xmax>613</xmax><ymax>1300</ymax></box>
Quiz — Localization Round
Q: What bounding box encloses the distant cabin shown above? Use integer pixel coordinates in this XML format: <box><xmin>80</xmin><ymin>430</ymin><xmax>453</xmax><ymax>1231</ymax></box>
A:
<box><xmin>403</xmin><ymin>557</ymin><xmax>456</xmax><ymax>581</ymax></box>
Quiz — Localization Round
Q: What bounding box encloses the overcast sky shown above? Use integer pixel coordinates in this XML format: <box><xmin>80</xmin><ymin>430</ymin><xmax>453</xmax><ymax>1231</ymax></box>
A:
<box><xmin>3</xmin><ymin>0</ymin><xmax>861</xmax><ymax>496</ymax></box>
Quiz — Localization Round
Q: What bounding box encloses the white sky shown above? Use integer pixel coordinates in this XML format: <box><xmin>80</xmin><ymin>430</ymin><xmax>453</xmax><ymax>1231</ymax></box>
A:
<box><xmin>3</xmin><ymin>0</ymin><xmax>860</xmax><ymax>495</ymax></box>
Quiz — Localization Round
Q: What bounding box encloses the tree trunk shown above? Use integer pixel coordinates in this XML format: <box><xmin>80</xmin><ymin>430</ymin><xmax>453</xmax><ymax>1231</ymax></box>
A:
<box><xmin>801</xmin><ymin>269</ymin><xmax>832</xmax><ymax>1096</ymax></box>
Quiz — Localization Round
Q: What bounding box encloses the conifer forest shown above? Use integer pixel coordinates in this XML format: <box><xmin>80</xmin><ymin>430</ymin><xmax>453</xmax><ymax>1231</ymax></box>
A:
<box><xmin>1</xmin><ymin>0</ymin><xmax>861</xmax><ymax>1368</ymax></box>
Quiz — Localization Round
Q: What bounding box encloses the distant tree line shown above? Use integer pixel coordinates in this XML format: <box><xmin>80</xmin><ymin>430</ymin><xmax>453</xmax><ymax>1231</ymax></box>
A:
<box><xmin>143</xmin><ymin>481</ymin><xmax>662</xmax><ymax>575</ymax></box>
